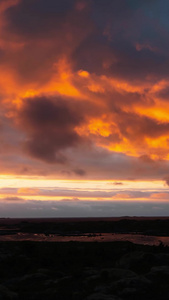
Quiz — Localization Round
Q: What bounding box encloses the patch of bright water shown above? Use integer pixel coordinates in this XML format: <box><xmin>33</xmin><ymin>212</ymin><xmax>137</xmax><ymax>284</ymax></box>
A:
<box><xmin>0</xmin><ymin>233</ymin><xmax>168</xmax><ymax>245</ymax></box>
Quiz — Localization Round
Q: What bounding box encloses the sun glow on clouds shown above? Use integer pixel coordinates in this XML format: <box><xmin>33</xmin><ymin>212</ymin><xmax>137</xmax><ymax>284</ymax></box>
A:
<box><xmin>1</xmin><ymin>48</ymin><xmax>169</xmax><ymax>162</ymax></box>
<box><xmin>0</xmin><ymin>176</ymin><xmax>167</xmax><ymax>202</ymax></box>
<box><xmin>1</xmin><ymin>0</ymin><xmax>169</xmax><ymax>215</ymax></box>
<box><xmin>2</xmin><ymin>59</ymin><xmax>80</xmax><ymax>105</ymax></box>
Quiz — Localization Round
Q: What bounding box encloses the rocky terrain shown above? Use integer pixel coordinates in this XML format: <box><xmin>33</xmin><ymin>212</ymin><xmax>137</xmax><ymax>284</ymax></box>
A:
<box><xmin>0</xmin><ymin>241</ymin><xmax>168</xmax><ymax>299</ymax></box>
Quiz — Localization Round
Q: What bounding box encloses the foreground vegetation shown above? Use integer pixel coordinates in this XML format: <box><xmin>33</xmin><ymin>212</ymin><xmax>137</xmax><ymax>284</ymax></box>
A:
<box><xmin>0</xmin><ymin>241</ymin><xmax>169</xmax><ymax>299</ymax></box>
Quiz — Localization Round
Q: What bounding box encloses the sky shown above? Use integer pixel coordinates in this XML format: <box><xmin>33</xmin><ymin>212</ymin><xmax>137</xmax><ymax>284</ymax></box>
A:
<box><xmin>1</xmin><ymin>0</ymin><xmax>169</xmax><ymax>217</ymax></box>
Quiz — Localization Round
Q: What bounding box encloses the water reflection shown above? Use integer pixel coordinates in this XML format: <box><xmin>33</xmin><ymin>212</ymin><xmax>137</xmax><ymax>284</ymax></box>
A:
<box><xmin>0</xmin><ymin>232</ymin><xmax>169</xmax><ymax>245</ymax></box>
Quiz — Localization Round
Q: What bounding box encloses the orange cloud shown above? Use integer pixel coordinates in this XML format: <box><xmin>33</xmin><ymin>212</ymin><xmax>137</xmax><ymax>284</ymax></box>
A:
<box><xmin>0</xmin><ymin>0</ymin><xmax>169</xmax><ymax>185</ymax></box>
<box><xmin>150</xmin><ymin>193</ymin><xmax>169</xmax><ymax>200</ymax></box>
<box><xmin>17</xmin><ymin>188</ymin><xmax>40</xmax><ymax>195</ymax></box>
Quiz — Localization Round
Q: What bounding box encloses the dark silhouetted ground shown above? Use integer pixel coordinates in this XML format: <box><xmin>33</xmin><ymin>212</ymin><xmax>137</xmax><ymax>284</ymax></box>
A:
<box><xmin>0</xmin><ymin>218</ymin><xmax>168</xmax><ymax>299</ymax></box>
<box><xmin>0</xmin><ymin>241</ymin><xmax>168</xmax><ymax>299</ymax></box>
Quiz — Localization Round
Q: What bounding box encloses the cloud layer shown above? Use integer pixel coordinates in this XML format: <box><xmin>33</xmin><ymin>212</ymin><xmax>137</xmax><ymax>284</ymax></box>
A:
<box><xmin>1</xmin><ymin>0</ymin><xmax>169</xmax><ymax>185</ymax></box>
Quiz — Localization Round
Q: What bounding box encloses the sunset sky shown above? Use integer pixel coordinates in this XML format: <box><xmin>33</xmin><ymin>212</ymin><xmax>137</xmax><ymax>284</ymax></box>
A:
<box><xmin>1</xmin><ymin>0</ymin><xmax>169</xmax><ymax>217</ymax></box>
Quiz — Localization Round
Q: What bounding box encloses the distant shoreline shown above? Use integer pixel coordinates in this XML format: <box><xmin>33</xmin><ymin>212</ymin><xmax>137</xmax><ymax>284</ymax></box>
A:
<box><xmin>0</xmin><ymin>216</ymin><xmax>169</xmax><ymax>224</ymax></box>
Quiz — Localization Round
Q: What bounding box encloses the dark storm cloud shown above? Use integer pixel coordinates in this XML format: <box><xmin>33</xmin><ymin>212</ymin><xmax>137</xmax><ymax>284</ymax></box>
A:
<box><xmin>71</xmin><ymin>0</ymin><xmax>169</xmax><ymax>82</ymax></box>
<box><xmin>155</xmin><ymin>87</ymin><xmax>169</xmax><ymax>101</ymax></box>
<box><xmin>3</xmin><ymin>0</ymin><xmax>169</xmax><ymax>84</ymax></box>
<box><xmin>16</xmin><ymin>96</ymin><xmax>85</xmax><ymax>163</ymax></box>
<box><xmin>73</xmin><ymin>168</ymin><xmax>86</xmax><ymax>176</ymax></box>
<box><xmin>2</xmin><ymin>0</ymin><xmax>92</xmax><ymax>84</ymax></box>
<box><xmin>73</xmin><ymin>33</ymin><xmax>168</xmax><ymax>81</ymax></box>
<box><xmin>107</xmin><ymin>43</ymin><xmax>168</xmax><ymax>81</ymax></box>
<box><xmin>5</xmin><ymin>0</ymin><xmax>75</xmax><ymax>38</ymax></box>
<box><xmin>139</xmin><ymin>155</ymin><xmax>155</xmax><ymax>164</ymax></box>
<box><xmin>3</xmin><ymin>0</ymin><xmax>169</xmax><ymax>85</ymax></box>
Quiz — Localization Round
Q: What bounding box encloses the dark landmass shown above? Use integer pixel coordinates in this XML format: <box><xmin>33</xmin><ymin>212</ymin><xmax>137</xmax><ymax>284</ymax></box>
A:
<box><xmin>0</xmin><ymin>218</ymin><xmax>169</xmax><ymax>299</ymax></box>
<box><xmin>0</xmin><ymin>240</ymin><xmax>169</xmax><ymax>299</ymax></box>
<box><xmin>0</xmin><ymin>217</ymin><xmax>169</xmax><ymax>236</ymax></box>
